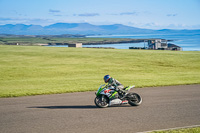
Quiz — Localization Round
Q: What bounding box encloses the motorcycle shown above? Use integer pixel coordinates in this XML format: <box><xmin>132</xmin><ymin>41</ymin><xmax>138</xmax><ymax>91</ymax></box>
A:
<box><xmin>94</xmin><ymin>84</ymin><xmax>142</xmax><ymax>108</ymax></box>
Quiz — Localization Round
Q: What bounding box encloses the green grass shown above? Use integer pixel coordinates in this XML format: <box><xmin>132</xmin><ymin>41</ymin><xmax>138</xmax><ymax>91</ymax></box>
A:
<box><xmin>0</xmin><ymin>37</ymin><xmax>50</xmax><ymax>44</ymax></box>
<box><xmin>0</xmin><ymin>45</ymin><xmax>200</xmax><ymax>97</ymax></box>
<box><xmin>151</xmin><ymin>127</ymin><xmax>200</xmax><ymax>133</ymax></box>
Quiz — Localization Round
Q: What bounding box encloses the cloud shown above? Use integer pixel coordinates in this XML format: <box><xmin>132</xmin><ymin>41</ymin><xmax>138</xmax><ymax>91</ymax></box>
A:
<box><xmin>110</xmin><ymin>11</ymin><xmax>139</xmax><ymax>16</ymax></box>
<box><xmin>167</xmin><ymin>14</ymin><xmax>177</xmax><ymax>17</ymax></box>
<box><xmin>0</xmin><ymin>17</ymin><xmax>55</xmax><ymax>26</ymax></box>
<box><xmin>48</xmin><ymin>9</ymin><xmax>62</xmax><ymax>17</ymax></box>
<box><xmin>53</xmin><ymin>14</ymin><xmax>63</xmax><ymax>17</ymax></box>
<box><xmin>74</xmin><ymin>13</ymin><xmax>100</xmax><ymax>17</ymax></box>
<box><xmin>49</xmin><ymin>9</ymin><xmax>60</xmax><ymax>13</ymax></box>
<box><xmin>120</xmin><ymin>12</ymin><xmax>138</xmax><ymax>16</ymax></box>
<box><xmin>12</xmin><ymin>10</ymin><xmax>27</xmax><ymax>17</ymax></box>
<box><xmin>129</xmin><ymin>22</ymin><xmax>200</xmax><ymax>30</ymax></box>
<box><xmin>0</xmin><ymin>17</ymin><xmax>13</xmax><ymax>21</ymax></box>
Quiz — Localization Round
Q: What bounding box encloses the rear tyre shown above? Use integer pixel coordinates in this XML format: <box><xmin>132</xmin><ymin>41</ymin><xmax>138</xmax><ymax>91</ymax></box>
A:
<box><xmin>128</xmin><ymin>93</ymin><xmax>142</xmax><ymax>106</ymax></box>
<box><xmin>94</xmin><ymin>95</ymin><xmax>109</xmax><ymax>108</ymax></box>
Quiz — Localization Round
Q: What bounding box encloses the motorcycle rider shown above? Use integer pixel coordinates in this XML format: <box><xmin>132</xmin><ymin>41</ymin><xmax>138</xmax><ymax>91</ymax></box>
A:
<box><xmin>103</xmin><ymin>75</ymin><xmax>127</xmax><ymax>99</ymax></box>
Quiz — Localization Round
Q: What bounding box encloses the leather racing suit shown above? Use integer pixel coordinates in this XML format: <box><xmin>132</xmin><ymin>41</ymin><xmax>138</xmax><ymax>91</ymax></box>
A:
<box><xmin>107</xmin><ymin>78</ymin><xmax>124</xmax><ymax>91</ymax></box>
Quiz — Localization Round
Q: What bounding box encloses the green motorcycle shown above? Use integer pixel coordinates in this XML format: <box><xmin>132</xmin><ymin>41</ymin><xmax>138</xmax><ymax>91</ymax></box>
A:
<box><xmin>94</xmin><ymin>84</ymin><xmax>142</xmax><ymax>108</ymax></box>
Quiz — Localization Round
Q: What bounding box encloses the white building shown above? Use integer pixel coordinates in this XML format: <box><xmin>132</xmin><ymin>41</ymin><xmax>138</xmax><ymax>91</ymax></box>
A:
<box><xmin>68</xmin><ymin>43</ymin><xmax>82</xmax><ymax>48</ymax></box>
<box><xmin>148</xmin><ymin>39</ymin><xmax>168</xmax><ymax>49</ymax></box>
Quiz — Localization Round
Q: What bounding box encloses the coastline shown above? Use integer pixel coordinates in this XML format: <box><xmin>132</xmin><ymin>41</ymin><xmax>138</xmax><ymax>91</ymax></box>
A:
<box><xmin>1</xmin><ymin>33</ymin><xmax>200</xmax><ymax>51</ymax></box>
<box><xmin>47</xmin><ymin>39</ymin><xmax>146</xmax><ymax>45</ymax></box>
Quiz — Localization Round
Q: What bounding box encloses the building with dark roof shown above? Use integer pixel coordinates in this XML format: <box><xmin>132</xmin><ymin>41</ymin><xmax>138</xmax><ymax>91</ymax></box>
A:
<box><xmin>147</xmin><ymin>39</ymin><xmax>182</xmax><ymax>51</ymax></box>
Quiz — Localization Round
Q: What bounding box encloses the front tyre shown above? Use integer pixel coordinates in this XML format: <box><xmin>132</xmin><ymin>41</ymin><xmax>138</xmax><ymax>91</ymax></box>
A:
<box><xmin>128</xmin><ymin>93</ymin><xmax>142</xmax><ymax>106</ymax></box>
<box><xmin>94</xmin><ymin>95</ymin><xmax>109</xmax><ymax>108</ymax></box>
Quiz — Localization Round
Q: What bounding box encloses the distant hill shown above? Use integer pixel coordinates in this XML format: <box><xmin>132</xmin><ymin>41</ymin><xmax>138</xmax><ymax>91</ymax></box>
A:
<box><xmin>0</xmin><ymin>23</ymin><xmax>199</xmax><ymax>35</ymax></box>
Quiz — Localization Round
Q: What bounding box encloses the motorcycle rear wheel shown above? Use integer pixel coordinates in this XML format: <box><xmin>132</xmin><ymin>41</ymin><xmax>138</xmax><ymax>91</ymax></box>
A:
<box><xmin>94</xmin><ymin>95</ymin><xmax>109</xmax><ymax>108</ymax></box>
<box><xmin>128</xmin><ymin>93</ymin><xmax>142</xmax><ymax>106</ymax></box>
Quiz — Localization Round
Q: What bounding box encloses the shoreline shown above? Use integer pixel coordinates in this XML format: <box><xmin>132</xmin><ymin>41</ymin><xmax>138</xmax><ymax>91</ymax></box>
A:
<box><xmin>47</xmin><ymin>39</ymin><xmax>173</xmax><ymax>45</ymax></box>
<box><xmin>0</xmin><ymin>36</ymin><xmax>173</xmax><ymax>46</ymax></box>
<box><xmin>46</xmin><ymin>39</ymin><xmax>146</xmax><ymax>45</ymax></box>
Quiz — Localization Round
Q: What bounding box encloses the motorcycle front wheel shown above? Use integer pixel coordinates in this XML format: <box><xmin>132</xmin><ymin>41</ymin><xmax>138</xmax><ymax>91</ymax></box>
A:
<box><xmin>128</xmin><ymin>93</ymin><xmax>142</xmax><ymax>106</ymax></box>
<box><xmin>94</xmin><ymin>95</ymin><xmax>109</xmax><ymax>108</ymax></box>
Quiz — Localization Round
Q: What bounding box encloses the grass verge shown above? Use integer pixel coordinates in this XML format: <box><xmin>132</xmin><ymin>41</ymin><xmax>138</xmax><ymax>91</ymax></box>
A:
<box><xmin>0</xmin><ymin>45</ymin><xmax>200</xmax><ymax>97</ymax></box>
<box><xmin>151</xmin><ymin>127</ymin><xmax>200</xmax><ymax>133</ymax></box>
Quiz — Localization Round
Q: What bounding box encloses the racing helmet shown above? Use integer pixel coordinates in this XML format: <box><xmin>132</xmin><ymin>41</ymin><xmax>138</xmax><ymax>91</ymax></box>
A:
<box><xmin>104</xmin><ymin>75</ymin><xmax>111</xmax><ymax>83</ymax></box>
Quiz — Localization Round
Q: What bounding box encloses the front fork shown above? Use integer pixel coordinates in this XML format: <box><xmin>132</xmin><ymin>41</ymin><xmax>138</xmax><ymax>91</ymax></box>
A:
<box><xmin>101</xmin><ymin>95</ymin><xmax>105</xmax><ymax>101</ymax></box>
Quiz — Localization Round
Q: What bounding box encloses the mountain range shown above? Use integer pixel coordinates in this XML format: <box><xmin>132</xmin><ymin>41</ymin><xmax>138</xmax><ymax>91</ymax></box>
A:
<box><xmin>0</xmin><ymin>23</ymin><xmax>199</xmax><ymax>35</ymax></box>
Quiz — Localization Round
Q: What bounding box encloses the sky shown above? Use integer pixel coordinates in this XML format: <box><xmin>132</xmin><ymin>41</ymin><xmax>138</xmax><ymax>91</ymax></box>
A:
<box><xmin>0</xmin><ymin>0</ymin><xmax>200</xmax><ymax>29</ymax></box>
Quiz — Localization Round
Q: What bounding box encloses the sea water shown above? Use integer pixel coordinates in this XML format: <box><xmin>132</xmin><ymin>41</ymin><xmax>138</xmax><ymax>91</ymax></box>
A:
<box><xmin>48</xmin><ymin>33</ymin><xmax>200</xmax><ymax>51</ymax></box>
<box><xmin>86</xmin><ymin>33</ymin><xmax>200</xmax><ymax>51</ymax></box>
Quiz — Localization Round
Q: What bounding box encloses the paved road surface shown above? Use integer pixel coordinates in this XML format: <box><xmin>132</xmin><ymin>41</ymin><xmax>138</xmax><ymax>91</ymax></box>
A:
<box><xmin>0</xmin><ymin>84</ymin><xmax>200</xmax><ymax>133</ymax></box>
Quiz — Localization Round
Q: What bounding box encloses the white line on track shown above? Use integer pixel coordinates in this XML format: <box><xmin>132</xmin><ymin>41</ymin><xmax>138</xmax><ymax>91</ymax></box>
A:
<box><xmin>137</xmin><ymin>125</ymin><xmax>200</xmax><ymax>133</ymax></box>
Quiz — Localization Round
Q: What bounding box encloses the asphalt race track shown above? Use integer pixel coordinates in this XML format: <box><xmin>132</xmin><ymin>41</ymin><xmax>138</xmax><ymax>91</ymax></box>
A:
<box><xmin>0</xmin><ymin>84</ymin><xmax>200</xmax><ymax>133</ymax></box>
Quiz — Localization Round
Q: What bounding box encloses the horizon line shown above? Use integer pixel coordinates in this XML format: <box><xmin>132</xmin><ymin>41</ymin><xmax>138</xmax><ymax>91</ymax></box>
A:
<box><xmin>0</xmin><ymin>22</ymin><xmax>200</xmax><ymax>30</ymax></box>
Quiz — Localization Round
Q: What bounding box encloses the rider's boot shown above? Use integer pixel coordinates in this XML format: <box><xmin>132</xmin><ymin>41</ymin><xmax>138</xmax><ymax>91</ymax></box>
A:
<box><xmin>119</xmin><ymin>90</ymin><xmax>128</xmax><ymax>100</ymax></box>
